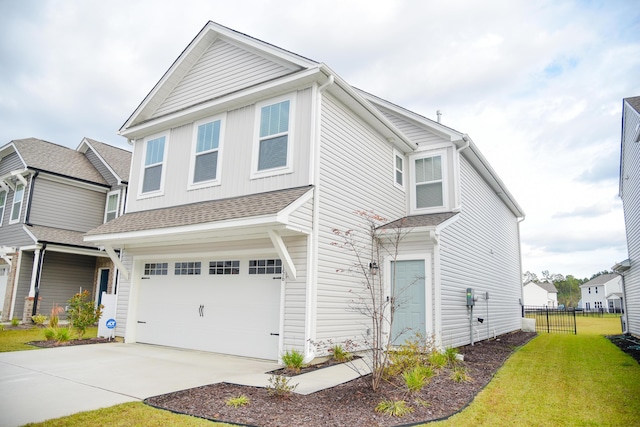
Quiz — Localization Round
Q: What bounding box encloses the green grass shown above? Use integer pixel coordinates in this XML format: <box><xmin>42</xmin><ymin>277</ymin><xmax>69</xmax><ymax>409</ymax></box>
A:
<box><xmin>0</xmin><ymin>326</ymin><xmax>98</xmax><ymax>352</ymax></box>
<box><xmin>430</xmin><ymin>316</ymin><xmax>640</xmax><ymax>426</ymax></box>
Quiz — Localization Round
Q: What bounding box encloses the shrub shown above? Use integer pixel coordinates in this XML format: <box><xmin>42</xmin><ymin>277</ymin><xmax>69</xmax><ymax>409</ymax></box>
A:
<box><xmin>11</xmin><ymin>318</ymin><xmax>20</xmax><ymax>327</ymax></box>
<box><xmin>44</xmin><ymin>327</ymin><xmax>56</xmax><ymax>341</ymax></box>
<box><xmin>330</xmin><ymin>344</ymin><xmax>353</xmax><ymax>362</ymax></box>
<box><xmin>445</xmin><ymin>347</ymin><xmax>460</xmax><ymax>366</ymax></box>
<box><xmin>402</xmin><ymin>365</ymin><xmax>434</xmax><ymax>392</ymax></box>
<box><xmin>67</xmin><ymin>290</ymin><xmax>103</xmax><ymax>338</ymax></box>
<box><xmin>32</xmin><ymin>314</ymin><xmax>47</xmax><ymax>325</ymax></box>
<box><xmin>375</xmin><ymin>400</ymin><xmax>414</xmax><ymax>417</ymax></box>
<box><xmin>225</xmin><ymin>395</ymin><xmax>250</xmax><ymax>408</ymax></box>
<box><xmin>281</xmin><ymin>348</ymin><xmax>305</xmax><ymax>373</ymax></box>
<box><xmin>54</xmin><ymin>327</ymin><xmax>72</xmax><ymax>343</ymax></box>
<box><xmin>49</xmin><ymin>305</ymin><xmax>64</xmax><ymax>328</ymax></box>
<box><xmin>451</xmin><ymin>366</ymin><xmax>472</xmax><ymax>383</ymax></box>
<box><xmin>428</xmin><ymin>350</ymin><xmax>449</xmax><ymax>369</ymax></box>
<box><xmin>266</xmin><ymin>374</ymin><xmax>298</xmax><ymax>398</ymax></box>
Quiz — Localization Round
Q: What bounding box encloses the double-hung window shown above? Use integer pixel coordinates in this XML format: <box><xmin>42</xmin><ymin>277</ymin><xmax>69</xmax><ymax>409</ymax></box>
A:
<box><xmin>10</xmin><ymin>184</ymin><xmax>24</xmax><ymax>224</ymax></box>
<box><xmin>141</xmin><ymin>133</ymin><xmax>168</xmax><ymax>196</ymax></box>
<box><xmin>104</xmin><ymin>190</ymin><xmax>120</xmax><ymax>222</ymax></box>
<box><xmin>394</xmin><ymin>150</ymin><xmax>405</xmax><ymax>190</ymax></box>
<box><xmin>189</xmin><ymin>115</ymin><xmax>224</xmax><ymax>188</ymax></box>
<box><xmin>252</xmin><ymin>94</ymin><xmax>295</xmax><ymax>177</ymax></box>
<box><xmin>411</xmin><ymin>151</ymin><xmax>447</xmax><ymax>213</ymax></box>
<box><xmin>0</xmin><ymin>190</ymin><xmax>6</xmax><ymax>226</ymax></box>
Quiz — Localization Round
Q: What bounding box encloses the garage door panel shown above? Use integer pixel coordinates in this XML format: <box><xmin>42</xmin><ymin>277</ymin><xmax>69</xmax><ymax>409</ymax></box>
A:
<box><xmin>136</xmin><ymin>257</ymin><xmax>281</xmax><ymax>360</ymax></box>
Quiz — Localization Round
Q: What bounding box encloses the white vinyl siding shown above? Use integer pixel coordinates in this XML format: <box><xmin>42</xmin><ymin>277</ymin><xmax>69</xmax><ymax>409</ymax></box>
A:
<box><xmin>439</xmin><ymin>155</ymin><xmax>522</xmax><ymax>348</ymax></box>
<box><xmin>252</xmin><ymin>94</ymin><xmax>295</xmax><ymax>178</ymax></box>
<box><xmin>9</xmin><ymin>184</ymin><xmax>25</xmax><ymax>224</ymax></box>
<box><xmin>620</xmin><ymin>101</ymin><xmax>640</xmax><ymax>336</ymax></box>
<box><xmin>104</xmin><ymin>190</ymin><xmax>120</xmax><ymax>222</ymax></box>
<box><xmin>0</xmin><ymin>190</ymin><xmax>6</xmax><ymax>226</ymax></box>
<box><xmin>315</xmin><ymin>94</ymin><xmax>406</xmax><ymax>343</ymax></box>
<box><xmin>152</xmin><ymin>39</ymin><xmax>299</xmax><ymax>120</ymax></box>
<box><xmin>140</xmin><ymin>133</ymin><xmax>168</xmax><ymax>197</ymax></box>
<box><xmin>378</xmin><ymin>107</ymin><xmax>446</xmax><ymax>146</ymax></box>
<box><xmin>189</xmin><ymin>115</ymin><xmax>225</xmax><ymax>189</ymax></box>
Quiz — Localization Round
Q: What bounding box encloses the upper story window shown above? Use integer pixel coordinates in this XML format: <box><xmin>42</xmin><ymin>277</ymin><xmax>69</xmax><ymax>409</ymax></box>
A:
<box><xmin>9</xmin><ymin>184</ymin><xmax>25</xmax><ymax>224</ymax></box>
<box><xmin>410</xmin><ymin>150</ymin><xmax>448</xmax><ymax>214</ymax></box>
<box><xmin>189</xmin><ymin>115</ymin><xmax>225</xmax><ymax>189</ymax></box>
<box><xmin>140</xmin><ymin>133</ymin><xmax>168</xmax><ymax>196</ymax></box>
<box><xmin>394</xmin><ymin>150</ymin><xmax>405</xmax><ymax>190</ymax></box>
<box><xmin>0</xmin><ymin>190</ymin><xmax>6</xmax><ymax>226</ymax></box>
<box><xmin>104</xmin><ymin>190</ymin><xmax>120</xmax><ymax>223</ymax></box>
<box><xmin>252</xmin><ymin>94</ymin><xmax>295</xmax><ymax>178</ymax></box>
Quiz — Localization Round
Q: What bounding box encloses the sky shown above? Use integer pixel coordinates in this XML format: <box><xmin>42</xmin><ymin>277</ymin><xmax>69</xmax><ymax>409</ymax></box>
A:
<box><xmin>0</xmin><ymin>0</ymin><xmax>638</xmax><ymax>280</ymax></box>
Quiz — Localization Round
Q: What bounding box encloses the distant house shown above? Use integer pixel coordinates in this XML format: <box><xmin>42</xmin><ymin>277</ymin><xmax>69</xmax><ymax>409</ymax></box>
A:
<box><xmin>84</xmin><ymin>21</ymin><xmax>525</xmax><ymax>360</ymax></box>
<box><xmin>0</xmin><ymin>138</ymin><xmax>131</xmax><ymax>322</ymax></box>
<box><xmin>523</xmin><ymin>281</ymin><xmax>558</xmax><ymax>307</ymax></box>
<box><xmin>578</xmin><ymin>273</ymin><xmax>623</xmax><ymax>313</ymax></box>
<box><xmin>614</xmin><ymin>95</ymin><xmax>640</xmax><ymax>336</ymax></box>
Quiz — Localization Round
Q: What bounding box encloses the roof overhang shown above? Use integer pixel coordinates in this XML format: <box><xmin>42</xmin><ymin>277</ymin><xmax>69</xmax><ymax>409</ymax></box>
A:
<box><xmin>612</xmin><ymin>259</ymin><xmax>631</xmax><ymax>273</ymax></box>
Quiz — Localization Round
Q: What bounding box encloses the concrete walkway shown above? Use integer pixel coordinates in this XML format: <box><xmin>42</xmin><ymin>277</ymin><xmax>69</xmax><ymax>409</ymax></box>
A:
<box><xmin>0</xmin><ymin>343</ymin><xmax>367</xmax><ymax>426</ymax></box>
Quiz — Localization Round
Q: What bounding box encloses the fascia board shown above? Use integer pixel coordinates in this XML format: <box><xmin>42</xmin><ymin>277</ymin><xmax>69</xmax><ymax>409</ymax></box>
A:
<box><xmin>22</xmin><ymin>225</ymin><xmax>38</xmax><ymax>244</ymax></box>
<box><xmin>119</xmin><ymin>67</ymin><xmax>323</xmax><ymax>140</ymax></box>
<box><xmin>0</xmin><ymin>143</ymin><xmax>26</xmax><ymax>167</ymax></box>
<box><xmin>276</xmin><ymin>187</ymin><xmax>314</xmax><ymax>222</ymax></box>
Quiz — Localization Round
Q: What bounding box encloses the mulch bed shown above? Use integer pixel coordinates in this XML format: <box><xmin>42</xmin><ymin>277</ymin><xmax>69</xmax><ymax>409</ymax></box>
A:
<box><xmin>146</xmin><ymin>331</ymin><xmax>536</xmax><ymax>427</ymax></box>
<box><xmin>27</xmin><ymin>337</ymin><xmax>116</xmax><ymax>348</ymax></box>
<box><xmin>608</xmin><ymin>334</ymin><xmax>640</xmax><ymax>365</ymax></box>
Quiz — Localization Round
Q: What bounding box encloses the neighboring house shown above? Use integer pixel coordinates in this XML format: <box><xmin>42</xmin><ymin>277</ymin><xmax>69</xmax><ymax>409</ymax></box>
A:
<box><xmin>0</xmin><ymin>138</ymin><xmax>131</xmax><ymax>322</ymax></box>
<box><xmin>85</xmin><ymin>21</ymin><xmax>525</xmax><ymax>361</ymax></box>
<box><xmin>578</xmin><ymin>273</ymin><xmax>623</xmax><ymax>313</ymax></box>
<box><xmin>613</xmin><ymin>95</ymin><xmax>640</xmax><ymax>336</ymax></box>
<box><xmin>523</xmin><ymin>281</ymin><xmax>558</xmax><ymax>307</ymax></box>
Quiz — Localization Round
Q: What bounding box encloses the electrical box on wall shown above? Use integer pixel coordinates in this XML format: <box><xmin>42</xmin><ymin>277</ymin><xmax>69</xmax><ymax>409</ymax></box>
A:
<box><xmin>466</xmin><ymin>288</ymin><xmax>475</xmax><ymax>306</ymax></box>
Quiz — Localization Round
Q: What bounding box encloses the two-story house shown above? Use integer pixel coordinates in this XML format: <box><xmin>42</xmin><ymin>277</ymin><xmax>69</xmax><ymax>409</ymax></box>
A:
<box><xmin>578</xmin><ymin>273</ymin><xmax>623</xmax><ymax>313</ymax></box>
<box><xmin>523</xmin><ymin>281</ymin><xmax>558</xmax><ymax>308</ymax></box>
<box><xmin>614</xmin><ymin>96</ymin><xmax>640</xmax><ymax>336</ymax></box>
<box><xmin>85</xmin><ymin>21</ymin><xmax>525</xmax><ymax>361</ymax></box>
<box><xmin>0</xmin><ymin>138</ymin><xmax>131</xmax><ymax>322</ymax></box>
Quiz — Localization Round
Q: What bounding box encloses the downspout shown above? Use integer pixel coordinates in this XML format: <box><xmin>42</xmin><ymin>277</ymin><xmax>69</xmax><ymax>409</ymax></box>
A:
<box><xmin>429</xmin><ymin>229</ymin><xmax>442</xmax><ymax>348</ymax></box>
<box><xmin>31</xmin><ymin>242</ymin><xmax>47</xmax><ymax>316</ymax></box>
<box><xmin>304</xmin><ymin>74</ymin><xmax>334</xmax><ymax>362</ymax></box>
<box><xmin>25</xmin><ymin>171</ymin><xmax>39</xmax><ymax>226</ymax></box>
<box><xmin>452</xmin><ymin>136</ymin><xmax>470</xmax><ymax>211</ymax></box>
<box><xmin>517</xmin><ymin>216</ymin><xmax>526</xmax><ymax>317</ymax></box>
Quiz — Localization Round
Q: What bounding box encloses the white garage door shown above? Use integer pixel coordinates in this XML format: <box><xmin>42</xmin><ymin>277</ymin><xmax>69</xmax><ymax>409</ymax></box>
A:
<box><xmin>136</xmin><ymin>257</ymin><xmax>282</xmax><ymax>360</ymax></box>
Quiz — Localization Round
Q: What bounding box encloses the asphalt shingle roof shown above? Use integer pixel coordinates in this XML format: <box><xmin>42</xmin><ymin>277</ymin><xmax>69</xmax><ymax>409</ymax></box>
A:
<box><xmin>625</xmin><ymin>96</ymin><xmax>640</xmax><ymax>114</ymax></box>
<box><xmin>27</xmin><ymin>225</ymin><xmax>97</xmax><ymax>249</ymax></box>
<box><xmin>581</xmin><ymin>273</ymin><xmax>619</xmax><ymax>287</ymax></box>
<box><xmin>86</xmin><ymin>186</ymin><xmax>313</xmax><ymax>237</ymax></box>
<box><xmin>84</xmin><ymin>138</ymin><xmax>132</xmax><ymax>182</ymax></box>
<box><xmin>380</xmin><ymin>212</ymin><xmax>458</xmax><ymax>229</ymax></box>
<box><xmin>11</xmin><ymin>138</ymin><xmax>108</xmax><ymax>185</ymax></box>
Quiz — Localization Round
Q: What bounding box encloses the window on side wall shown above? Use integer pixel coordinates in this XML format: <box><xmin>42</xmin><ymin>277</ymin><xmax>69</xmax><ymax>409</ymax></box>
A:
<box><xmin>252</xmin><ymin>94</ymin><xmax>295</xmax><ymax>178</ymax></box>
<box><xmin>411</xmin><ymin>151</ymin><xmax>447</xmax><ymax>213</ymax></box>
<box><xmin>189</xmin><ymin>115</ymin><xmax>225</xmax><ymax>189</ymax></box>
<box><xmin>0</xmin><ymin>190</ymin><xmax>6</xmax><ymax>226</ymax></box>
<box><xmin>104</xmin><ymin>190</ymin><xmax>120</xmax><ymax>223</ymax></box>
<box><xmin>9</xmin><ymin>183</ymin><xmax>25</xmax><ymax>224</ymax></box>
<box><xmin>393</xmin><ymin>150</ymin><xmax>405</xmax><ymax>190</ymax></box>
<box><xmin>140</xmin><ymin>133</ymin><xmax>168</xmax><ymax>196</ymax></box>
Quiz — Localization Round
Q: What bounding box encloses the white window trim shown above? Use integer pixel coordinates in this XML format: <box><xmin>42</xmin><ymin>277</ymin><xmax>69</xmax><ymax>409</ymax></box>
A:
<box><xmin>104</xmin><ymin>190</ymin><xmax>120</xmax><ymax>223</ymax></box>
<box><xmin>250</xmin><ymin>93</ymin><xmax>296</xmax><ymax>179</ymax></box>
<box><xmin>393</xmin><ymin>149</ymin><xmax>405</xmax><ymax>191</ymax></box>
<box><xmin>138</xmin><ymin>131</ymin><xmax>169</xmax><ymax>199</ymax></box>
<box><xmin>0</xmin><ymin>189</ymin><xmax>6</xmax><ymax>227</ymax></box>
<box><xmin>9</xmin><ymin>184</ymin><xmax>25</xmax><ymax>224</ymax></box>
<box><xmin>188</xmin><ymin>114</ymin><xmax>226</xmax><ymax>190</ymax></box>
<box><xmin>409</xmin><ymin>149</ymin><xmax>449</xmax><ymax>215</ymax></box>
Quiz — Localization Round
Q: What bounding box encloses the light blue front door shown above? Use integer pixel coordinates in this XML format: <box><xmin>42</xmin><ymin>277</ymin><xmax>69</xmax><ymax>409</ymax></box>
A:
<box><xmin>391</xmin><ymin>260</ymin><xmax>426</xmax><ymax>345</ymax></box>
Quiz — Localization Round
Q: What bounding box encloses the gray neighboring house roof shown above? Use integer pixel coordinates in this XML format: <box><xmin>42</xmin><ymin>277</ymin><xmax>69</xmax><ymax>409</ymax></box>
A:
<box><xmin>86</xmin><ymin>186</ymin><xmax>313</xmax><ymax>236</ymax></box>
<box><xmin>380</xmin><ymin>212</ymin><xmax>459</xmax><ymax>229</ymax></box>
<box><xmin>525</xmin><ymin>281</ymin><xmax>558</xmax><ymax>293</ymax></box>
<box><xmin>26</xmin><ymin>225</ymin><xmax>95</xmax><ymax>249</ymax></box>
<box><xmin>11</xmin><ymin>138</ymin><xmax>109</xmax><ymax>185</ymax></box>
<box><xmin>580</xmin><ymin>273</ymin><xmax>620</xmax><ymax>287</ymax></box>
<box><xmin>83</xmin><ymin>138</ymin><xmax>132</xmax><ymax>182</ymax></box>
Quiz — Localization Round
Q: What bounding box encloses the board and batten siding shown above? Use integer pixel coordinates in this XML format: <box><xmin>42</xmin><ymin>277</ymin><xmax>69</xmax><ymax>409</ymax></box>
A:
<box><xmin>0</xmin><ymin>151</ymin><xmax>25</xmax><ymax>175</ymax></box>
<box><xmin>37</xmin><ymin>251</ymin><xmax>97</xmax><ymax>319</ymax></box>
<box><xmin>29</xmin><ymin>177</ymin><xmax>105</xmax><ymax>232</ymax></box>
<box><xmin>621</xmin><ymin>102</ymin><xmax>640</xmax><ymax>336</ymax></box>
<box><xmin>152</xmin><ymin>39</ymin><xmax>299</xmax><ymax>120</ymax></box>
<box><xmin>439</xmin><ymin>155</ymin><xmax>522</xmax><ymax>348</ymax></box>
<box><xmin>128</xmin><ymin>88</ymin><xmax>313</xmax><ymax>212</ymax></box>
<box><xmin>315</xmin><ymin>94</ymin><xmax>406</xmax><ymax>343</ymax></box>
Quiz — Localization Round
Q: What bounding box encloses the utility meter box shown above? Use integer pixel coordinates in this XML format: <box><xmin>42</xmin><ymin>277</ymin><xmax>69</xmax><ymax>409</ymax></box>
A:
<box><xmin>466</xmin><ymin>288</ymin><xmax>475</xmax><ymax>306</ymax></box>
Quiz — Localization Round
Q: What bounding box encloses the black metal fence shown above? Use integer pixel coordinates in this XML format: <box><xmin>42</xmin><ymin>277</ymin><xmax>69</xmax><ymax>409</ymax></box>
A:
<box><xmin>523</xmin><ymin>306</ymin><xmax>577</xmax><ymax>334</ymax></box>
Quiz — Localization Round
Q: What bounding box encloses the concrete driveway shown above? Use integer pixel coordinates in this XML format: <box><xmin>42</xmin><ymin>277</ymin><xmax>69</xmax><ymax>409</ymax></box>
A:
<box><xmin>0</xmin><ymin>343</ymin><xmax>278</xmax><ymax>427</ymax></box>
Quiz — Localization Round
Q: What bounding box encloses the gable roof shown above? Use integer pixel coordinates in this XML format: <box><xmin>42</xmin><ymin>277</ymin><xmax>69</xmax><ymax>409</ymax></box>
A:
<box><xmin>7</xmin><ymin>138</ymin><xmax>109</xmax><ymax>185</ymax></box>
<box><xmin>24</xmin><ymin>224</ymin><xmax>97</xmax><ymax>249</ymax></box>
<box><xmin>625</xmin><ymin>96</ymin><xmax>640</xmax><ymax>114</ymax></box>
<box><xmin>78</xmin><ymin>138</ymin><xmax>132</xmax><ymax>182</ymax></box>
<box><xmin>581</xmin><ymin>273</ymin><xmax>620</xmax><ymax>287</ymax></box>
<box><xmin>525</xmin><ymin>281</ymin><xmax>558</xmax><ymax>293</ymax></box>
<box><xmin>86</xmin><ymin>186</ymin><xmax>312</xmax><ymax>238</ymax></box>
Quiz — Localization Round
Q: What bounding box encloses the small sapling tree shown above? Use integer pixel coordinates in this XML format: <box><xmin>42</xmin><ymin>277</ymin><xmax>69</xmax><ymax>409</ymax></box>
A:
<box><xmin>67</xmin><ymin>290</ymin><xmax>103</xmax><ymax>338</ymax></box>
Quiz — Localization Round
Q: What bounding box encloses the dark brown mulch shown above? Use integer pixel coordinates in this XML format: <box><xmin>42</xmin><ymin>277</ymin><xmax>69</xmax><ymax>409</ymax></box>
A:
<box><xmin>269</xmin><ymin>356</ymin><xmax>362</xmax><ymax>377</ymax></box>
<box><xmin>146</xmin><ymin>331</ymin><xmax>536</xmax><ymax>427</ymax></box>
<box><xmin>27</xmin><ymin>337</ymin><xmax>116</xmax><ymax>348</ymax></box>
<box><xmin>608</xmin><ymin>334</ymin><xmax>640</xmax><ymax>365</ymax></box>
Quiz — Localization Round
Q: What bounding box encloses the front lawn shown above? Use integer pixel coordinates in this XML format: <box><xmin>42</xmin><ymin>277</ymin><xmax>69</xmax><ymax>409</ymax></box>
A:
<box><xmin>0</xmin><ymin>325</ymin><xmax>98</xmax><ymax>352</ymax></box>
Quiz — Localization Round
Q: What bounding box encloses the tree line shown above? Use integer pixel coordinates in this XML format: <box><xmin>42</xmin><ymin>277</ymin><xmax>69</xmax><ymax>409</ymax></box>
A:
<box><xmin>522</xmin><ymin>270</ymin><xmax>613</xmax><ymax>308</ymax></box>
